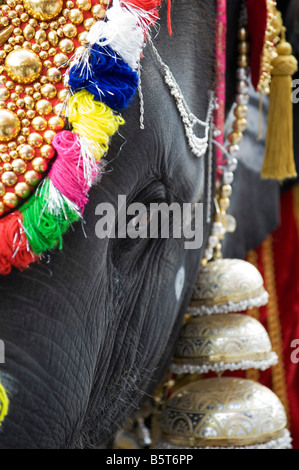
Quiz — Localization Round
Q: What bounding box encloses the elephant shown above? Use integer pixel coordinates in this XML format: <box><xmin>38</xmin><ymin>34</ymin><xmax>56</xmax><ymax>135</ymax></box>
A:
<box><xmin>0</xmin><ymin>0</ymin><xmax>246</xmax><ymax>449</ymax></box>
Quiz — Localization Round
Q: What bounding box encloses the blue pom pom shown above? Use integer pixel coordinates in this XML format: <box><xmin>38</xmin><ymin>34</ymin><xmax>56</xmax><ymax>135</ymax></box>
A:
<box><xmin>68</xmin><ymin>44</ymin><xmax>139</xmax><ymax>111</ymax></box>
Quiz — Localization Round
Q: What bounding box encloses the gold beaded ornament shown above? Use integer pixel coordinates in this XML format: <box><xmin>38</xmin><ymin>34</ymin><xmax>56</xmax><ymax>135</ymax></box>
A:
<box><xmin>0</xmin><ymin>0</ymin><xmax>109</xmax><ymax>216</ymax></box>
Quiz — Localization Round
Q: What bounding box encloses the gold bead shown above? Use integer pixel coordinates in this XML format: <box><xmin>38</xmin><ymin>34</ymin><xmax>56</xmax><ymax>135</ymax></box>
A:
<box><xmin>238</xmin><ymin>55</ymin><xmax>249</xmax><ymax>68</ymax></box>
<box><xmin>44</xmin><ymin>60</ymin><xmax>52</xmax><ymax>68</ymax></box>
<box><xmin>221</xmin><ymin>184</ymin><xmax>232</xmax><ymax>198</ymax></box>
<box><xmin>24</xmin><ymin>170</ymin><xmax>40</xmax><ymax>186</ymax></box>
<box><xmin>12</xmin><ymin>158</ymin><xmax>27</xmax><ymax>173</ymax></box>
<box><xmin>3</xmin><ymin>163</ymin><xmax>12</xmax><ymax>171</ymax></box>
<box><xmin>53</xmin><ymin>53</ymin><xmax>68</xmax><ymax>67</ymax></box>
<box><xmin>1</xmin><ymin>153</ymin><xmax>10</xmax><ymax>162</ymax></box>
<box><xmin>2</xmin><ymin>6</ymin><xmax>11</xmax><ymax>14</ymax></box>
<box><xmin>8</xmin><ymin>37</ymin><xmax>16</xmax><ymax>46</ymax></box>
<box><xmin>53</xmin><ymin>102</ymin><xmax>65</xmax><ymax>116</ymax></box>
<box><xmin>92</xmin><ymin>4</ymin><xmax>106</xmax><ymax>19</ymax></box>
<box><xmin>78</xmin><ymin>32</ymin><xmax>88</xmax><ymax>45</ymax></box>
<box><xmin>36</xmin><ymin>99</ymin><xmax>52</xmax><ymax>115</ymax></box>
<box><xmin>48</xmin><ymin>115</ymin><xmax>64</xmax><ymax>131</ymax></box>
<box><xmin>4</xmin><ymin>45</ymin><xmax>13</xmax><ymax>54</ymax></box>
<box><xmin>24</xmin><ymin>96</ymin><xmax>34</xmax><ymax>109</ymax></box>
<box><xmin>17</xmin><ymin>135</ymin><xmax>26</xmax><ymax>144</ymax></box>
<box><xmin>234</xmin><ymin>104</ymin><xmax>248</xmax><ymax>119</ymax></box>
<box><xmin>39</xmin><ymin>51</ymin><xmax>48</xmax><ymax>60</ymax></box>
<box><xmin>58</xmin><ymin>88</ymin><xmax>69</xmax><ymax>102</ymax></box>
<box><xmin>17</xmin><ymin>109</ymin><xmax>26</xmax><ymax>118</ymax></box>
<box><xmin>33</xmin><ymin>91</ymin><xmax>42</xmax><ymax>101</ymax></box>
<box><xmin>0</xmin><ymin>88</ymin><xmax>9</xmax><ymax>101</ymax></box>
<box><xmin>0</xmin><ymin>109</ymin><xmax>20</xmax><ymax>142</ymax></box>
<box><xmin>35</xmin><ymin>29</ymin><xmax>47</xmax><ymax>44</ymax></box>
<box><xmin>0</xmin><ymin>145</ymin><xmax>7</xmax><ymax>152</ymax></box>
<box><xmin>83</xmin><ymin>18</ymin><xmax>95</xmax><ymax>31</ymax></box>
<box><xmin>58</xmin><ymin>16</ymin><xmax>67</xmax><ymax>25</ymax></box>
<box><xmin>17</xmin><ymin>99</ymin><xmax>25</xmax><ymax>108</ymax></box>
<box><xmin>25</xmin><ymin>87</ymin><xmax>33</xmax><ymax>95</ymax></box>
<box><xmin>18</xmin><ymin>144</ymin><xmax>34</xmax><ymax>160</ymax></box>
<box><xmin>66</xmin><ymin>1</ymin><xmax>75</xmax><ymax>7</ymax></box>
<box><xmin>40</xmin><ymin>83</ymin><xmax>56</xmax><ymax>99</ymax></box>
<box><xmin>48</xmin><ymin>30</ymin><xmax>58</xmax><ymax>46</ymax></box>
<box><xmin>57</xmin><ymin>27</ymin><xmax>64</xmax><ymax>37</ymax></box>
<box><xmin>11</xmin><ymin>92</ymin><xmax>19</xmax><ymax>101</ymax></box>
<box><xmin>76</xmin><ymin>0</ymin><xmax>91</xmax><ymax>10</ymax></box>
<box><xmin>31</xmin><ymin>44</ymin><xmax>41</xmax><ymax>53</ymax></box>
<box><xmin>23</xmin><ymin>25</ymin><xmax>35</xmax><ymax>41</ymax></box>
<box><xmin>14</xmin><ymin>28</ymin><xmax>23</xmax><ymax>36</ymax></box>
<box><xmin>5</xmin><ymin>49</ymin><xmax>42</xmax><ymax>84</ymax></box>
<box><xmin>32</xmin><ymin>116</ymin><xmax>47</xmax><ymax>131</ymax></box>
<box><xmin>12</xmin><ymin>18</ymin><xmax>21</xmax><ymax>26</ymax></box>
<box><xmin>41</xmin><ymin>41</ymin><xmax>50</xmax><ymax>51</ymax></box>
<box><xmin>15</xmin><ymin>181</ymin><xmax>30</xmax><ymax>198</ymax></box>
<box><xmin>9</xmin><ymin>150</ymin><xmax>17</xmax><ymax>159</ymax></box>
<box><xmin>63</xmin><ymin>23</ymin><xmax>77</xmax><ymax>38</ymax></box>
<box><xmin>28</xmin><ymin>132</ymin><xmax>43</xmax><ymax>147</ymax></box>
<box><xmin>23</xmin><ymin>41</ymin><xmax>32</xmax><ymax>49</ymax></box>
<box><xmin>69</xmin><ymin>8</ymin><xmax>83</xmax><ymax>23</ymax></box>
<box><xmin>32</xmin><ymin>157</ymin><xmax>47</xmax><ymax>173</ymax></box>
<box><xmin>8</xmin><ymin>142</ymin><xmax>17</xmax><ymax>150</ymax></box>
<box><xmin>16</xmin><ymin>35</ymin><xmax>25</xmax><ymax>44</ymax></box>
<box><xmin>27</xmin><ymin>110</ymin><xmax>36</xmax><ymax>119</ymax></box>
<box><xmin>238</xmin><ymin>41</ymin><xmax>250</xmax><ymax>55</ymax></box>
<box><xmin>2</xmin><ymin>170</ymin><xmax>17</xmax><ymax>186</ymax></box>
<box><xmin>48</xmin><ymin>47</ymin><xmax>56</xmax><ymax>56</ymax></box>
<box><xmin>63</xmin><ymin>8</ymin><xmax>70</xmax><ymax>18</ymax></box>
<box><xmin>0</xmin><ymin>182</ymin><xmax>5</xmax><ymax>197</ymax></box>
<box><xmin>40</xmin><ymin>22</ymin><xmax>49</xmax><ymax>30</ymax></box>
<box><xmin>15</xmin><ymin>4</ymin><xmax>24</xmax><ymax>12</ymax></box>
<box><xmin>233</xmin><ymin>118</ymin><xmax>247</xmax><ymax>132</ymax></box>
<box><xmin>20</xmin><ymin>13</ymin><xmax>29</xmax><ymax>22</ymax></box>
<box><xmin>59</xmin><ymin>38</ymin><xmax>74</xmax><ymax>54</ymax></box>
<box><xmin>50</xmin><ymin>21</ymin><xmax>58</xmax><ymax>30</ymax></box>
<box><xmin>23</xmin><ymin>0</ymin><xmax>64</xmax><ymax>21</ymax></box>
<box><xmin>228</xmin><ymin>131</ymin><xmax>243</xmax><ymax>146</ymax></box>
<box><xmin>46</xmin><ymin>67</ymin><xmax>62</xmax><ymax>83</ymax></box>
<box><xmin>0</xmin><ymin>51</ymin><xmax>6</xmax><ymax>60</ymax></box>
<box><xmin>1</xmin><ymin>18</ymin><xmax>10</xmax><ymax>28</ymax></box>
<box><xmin>8</xmin><ymin>11</ymin><xmax>17</xmax><ymax>20</ymax></box>
<box><xmin>3</xmin><ymin>192</ymin><xmax>18</xmax><ymax>207</ymax></box>
<box><xmin>21</xmin><ymin>127</ymin><xmax>30</xmax><ymax>136</ymax></box>
<box><xmin>40</xmin><ymin>144</ymin><xmax>55</xmax><ymax>159</ymax></box>
<box><xmin>44</xmin><ymin>130</ymin><xmax>56</xmax><ymax>144</ymax></box>
<box><xmin>238</xmin><ymin>27</ymin><xmax>248</xmax><ymax>41</ymax></box>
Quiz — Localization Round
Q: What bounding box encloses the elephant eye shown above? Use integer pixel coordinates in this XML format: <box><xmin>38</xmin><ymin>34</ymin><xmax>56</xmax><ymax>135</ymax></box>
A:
<box><xmin>126</xmin><ymin>208</ymin><xmax>154</xmax><ymax>235</ymax></box>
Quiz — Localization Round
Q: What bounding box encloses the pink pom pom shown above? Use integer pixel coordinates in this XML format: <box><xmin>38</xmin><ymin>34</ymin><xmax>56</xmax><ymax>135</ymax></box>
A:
<box><xmin>50</xmin><ymin>131</ymin><xmax>98</xmax><ymax>212</ymax></box>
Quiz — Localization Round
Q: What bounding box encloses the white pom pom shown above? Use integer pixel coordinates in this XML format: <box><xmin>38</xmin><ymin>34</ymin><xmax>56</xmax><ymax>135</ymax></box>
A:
<box><xmin>87</xmin><ymin>0</ymin><xmax>145</xmax><ymax>70</ymax></box>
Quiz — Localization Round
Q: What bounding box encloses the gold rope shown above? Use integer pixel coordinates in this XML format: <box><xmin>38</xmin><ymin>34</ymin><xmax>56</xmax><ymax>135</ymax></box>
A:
<box><xmin>261</xmin><ymin>235</ymin><xmax>290</xmax><ymax>427</ymax></box>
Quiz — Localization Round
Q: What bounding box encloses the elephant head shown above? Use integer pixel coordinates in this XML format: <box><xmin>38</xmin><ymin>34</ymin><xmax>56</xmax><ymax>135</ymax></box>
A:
<box><xmin>0</xmin><ymin>0</ymin><xmax>242</xmax><ymax>448</ymax></box>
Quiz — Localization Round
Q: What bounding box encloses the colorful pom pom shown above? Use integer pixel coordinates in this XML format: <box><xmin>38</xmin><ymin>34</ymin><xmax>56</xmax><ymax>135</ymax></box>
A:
<box><xmin>68</xmin><ymin>44</ymin><xmax>139</xmax><ymax>111</ymax></box>
<box><xmin>0</xmin><ymin>382</ymin><xmax>9</xmax><ymax>426</ymax></box>
<box><xmin>20</xmin><ymin>179</ymin><xmax>80</xmax><ymax>256</ymax></box>
<box><xmin>68</xmin><ymin>90</ymin><xmax>125</xmax><ymax>160</ymax></box>
<box><xmin>50</xmin><ymin>131</ymin><xmax>98</xmax><ymax>212</ymax></box>
<box><xmin>0</xmin><ymin>212</ymin><xmax>37</xmax><ymax>276</ymax></box>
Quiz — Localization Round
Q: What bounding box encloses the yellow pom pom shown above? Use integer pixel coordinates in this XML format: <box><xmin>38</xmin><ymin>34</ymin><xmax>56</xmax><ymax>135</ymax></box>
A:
<box><xmin>68</xmin><ymin>90</ymin><xmax>125</xmax><ymax>161</ymax></box>
<box><xmin>0</xmin><ymin>381</ymin><xmax>9</xmax><ymax>425</ymax></box>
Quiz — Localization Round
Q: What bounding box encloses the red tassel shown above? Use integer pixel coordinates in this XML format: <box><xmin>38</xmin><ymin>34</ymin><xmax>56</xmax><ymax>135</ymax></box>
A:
<box><xmin>167</xmin><ymin>0</ymin><xmax>172</xmax><ymax>35</ymax></box>
<box><xmin>0</xmin><ymin>211</ymin><xmax>37</xmax><ymax>275</ymax></box>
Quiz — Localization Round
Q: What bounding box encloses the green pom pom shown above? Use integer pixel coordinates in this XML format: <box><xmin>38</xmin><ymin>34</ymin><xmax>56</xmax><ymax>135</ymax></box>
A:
<box><xmin>20</xmin><ymin>179</ymin><xmax>80</xmax><ymax>255</ymax></box>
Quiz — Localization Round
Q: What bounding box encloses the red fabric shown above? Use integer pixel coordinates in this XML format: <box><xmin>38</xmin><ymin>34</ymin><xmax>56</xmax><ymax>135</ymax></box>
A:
<box><xmin>246</xmin><ymin>0</ymin><xmax>268</xmax><ymax>90</ymax></box>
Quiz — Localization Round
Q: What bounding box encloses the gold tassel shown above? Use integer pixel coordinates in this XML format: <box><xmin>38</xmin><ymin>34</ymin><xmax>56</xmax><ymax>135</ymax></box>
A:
<box><xmin>262</xmin><ymin>31</ymin><xmax>298</xmax><ymax>180</ymax></box>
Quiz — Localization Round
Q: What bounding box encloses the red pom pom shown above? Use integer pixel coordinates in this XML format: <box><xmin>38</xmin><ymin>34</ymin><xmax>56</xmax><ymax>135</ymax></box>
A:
<box><xmin>0</xmin><ymin>212</ymin><xmax>37</xmax><ymax>275</ymax></box>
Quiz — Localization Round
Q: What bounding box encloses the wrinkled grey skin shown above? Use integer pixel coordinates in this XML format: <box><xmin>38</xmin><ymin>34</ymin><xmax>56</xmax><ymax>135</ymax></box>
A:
<box><xmin>0</xmin><ymin>1</ymin><xmax>243</xmax><ymax>449</ymax></box>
